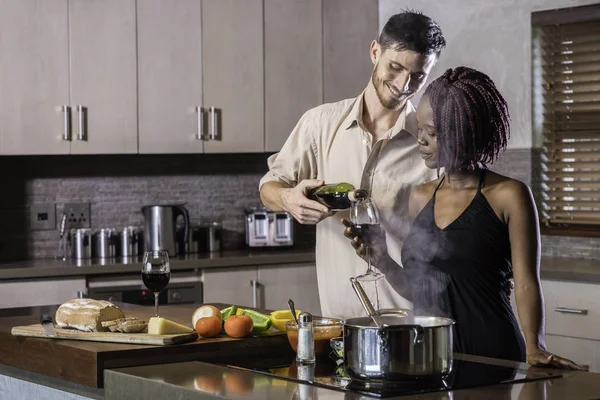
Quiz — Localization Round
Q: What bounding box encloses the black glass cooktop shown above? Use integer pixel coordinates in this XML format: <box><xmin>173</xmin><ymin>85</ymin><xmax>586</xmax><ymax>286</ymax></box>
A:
<box><xmin>222</xmin><ymin>356</ymin><xmax>562</xmax><ymax>398</ymax></box>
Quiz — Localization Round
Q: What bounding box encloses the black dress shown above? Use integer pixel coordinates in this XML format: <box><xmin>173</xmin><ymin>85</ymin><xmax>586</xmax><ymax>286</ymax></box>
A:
<box><xmin>400</xmin><ymin>170</ymin><xmax>526</xmax><ymax>362</ymax></box>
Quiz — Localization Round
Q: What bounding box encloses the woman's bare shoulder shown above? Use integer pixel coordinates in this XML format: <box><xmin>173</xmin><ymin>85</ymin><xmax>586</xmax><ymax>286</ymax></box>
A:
<box><xmin>484</xmin><ymin>171</ymin><xmax>534</xmax><ymax>206</ymax></box>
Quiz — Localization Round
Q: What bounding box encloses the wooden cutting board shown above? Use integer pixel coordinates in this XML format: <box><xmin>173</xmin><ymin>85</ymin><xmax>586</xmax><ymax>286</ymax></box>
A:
<box><xmin>11</xmin><ymin>324</ymin><xmax>199</xmax><ymax>345</ymax></box>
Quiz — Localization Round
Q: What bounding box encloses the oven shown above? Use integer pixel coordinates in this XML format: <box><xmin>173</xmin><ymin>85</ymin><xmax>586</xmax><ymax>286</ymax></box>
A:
<box><xmin>86</xmin><ymin>271</ymin><xmax>202</xmax><ymax>306</ymax></box>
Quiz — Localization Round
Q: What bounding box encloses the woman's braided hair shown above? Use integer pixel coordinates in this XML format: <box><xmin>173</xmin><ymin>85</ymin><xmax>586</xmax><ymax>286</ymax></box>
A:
<box><xmin>424</xmin><ymin>67</ymin><xmax>510</xmax><ymax>172</ymax></box>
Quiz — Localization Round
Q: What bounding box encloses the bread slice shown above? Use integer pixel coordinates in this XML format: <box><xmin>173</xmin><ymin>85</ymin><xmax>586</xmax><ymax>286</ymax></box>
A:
<box><xmin>55</xmin><ymin>299</ymin><xmax>125</xmax><ymax>332</ymax></box>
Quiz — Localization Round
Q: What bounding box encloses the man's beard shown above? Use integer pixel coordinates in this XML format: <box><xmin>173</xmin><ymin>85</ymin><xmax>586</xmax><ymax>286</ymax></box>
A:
<box><xmin>372</xmin><ymin>69</ymin><xmax>404</xmax><ymax>110</ymax></box>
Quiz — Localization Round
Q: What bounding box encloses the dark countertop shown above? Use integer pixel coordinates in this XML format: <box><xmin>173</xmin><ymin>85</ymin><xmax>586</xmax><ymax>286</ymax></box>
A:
<box><xmin>540</xmin><ymin>255</ymin><xmax>600</xmax><ymax>284</ymax></box>
<box><xmin>0</xmin><ymin>248</ymin><xmax>315</xmax><ymax>280</ymax></box>
<box><xmin>104</xmin><ymin>353</ymin><xmax>600</xmax><ymax>400</ymax></box>
<box><xmin>0</xmin><ymin>251</ymin><xmax>598</xmax><ymax>285</ymax></box>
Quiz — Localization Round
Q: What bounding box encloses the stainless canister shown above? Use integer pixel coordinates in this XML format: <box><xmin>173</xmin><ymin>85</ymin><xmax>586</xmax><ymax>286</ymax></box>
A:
<box><xmin>118</xmin><ymin>226</ymin><xmax>140</xmax><ymax>257</ymax></box>
<box><xmin>92</xmin><ymin>228</ymin><xmax>116</xmax><ymax>258</ymax></box>
<box><xmin>70</xmin><ymin>228</ymin><xmax>92</xmax><ymax>259</ymax></box>
<box><xmin>343</xmin><ymin>315</ymin><xmax>454</xmax><ymax>380</ymax></box>
<box><xmin>207</xmin><ymin>222</ymin><xmax>221</xmax><ymax>252</ymax></box>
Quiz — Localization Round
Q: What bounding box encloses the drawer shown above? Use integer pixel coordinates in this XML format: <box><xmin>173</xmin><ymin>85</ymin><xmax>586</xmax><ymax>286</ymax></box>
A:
<box><xmin>542</xmin><ymin>280</ymin><xmax>600</xmax><ymax>341</ymax></box>
<box><xmin>545</xmin><ymin>334</ymin><xmax>600</xmax><ymax>372</ymax></box>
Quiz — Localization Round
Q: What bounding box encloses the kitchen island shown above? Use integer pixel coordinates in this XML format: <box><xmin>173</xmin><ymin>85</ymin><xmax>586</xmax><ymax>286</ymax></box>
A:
<box><xmin>0</xmin><ymin>302</ymin><xmax>599</xmax><ymax>400</ymax></box>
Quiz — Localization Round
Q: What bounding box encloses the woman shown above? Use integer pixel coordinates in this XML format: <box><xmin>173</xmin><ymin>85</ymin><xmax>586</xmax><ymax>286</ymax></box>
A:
<box><xmin>343</xmin><ymin>66</ymin><xmax>585</xmax><ymax>369</ymax></box>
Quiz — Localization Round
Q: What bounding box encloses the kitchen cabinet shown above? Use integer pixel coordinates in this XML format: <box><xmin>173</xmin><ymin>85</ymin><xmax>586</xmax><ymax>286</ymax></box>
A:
<box><xmin>69</xmin><ymin>0</ymin><xmax>137</xmax><ymax>154</ymax></box>
<box><xmin>323</xmin><ymin>0</ymin><xmax>379</xmax><ymax>103</ymax></box>
<box><xmin>0</xmin><ymin>277</ymin><xmax>86</xmax><ymax>309</ymax></box>
<box><xmin>258</xmin><ymin>263</ymin><xmax>322</xmax><ymax>316</ymax></box>
<box><xmin>0</xmin><ymin>0</ymin><xmax>70</xmax><ymax>155</ymax></box>
<box><xmin>202</xmin><ymin>0</ymin><xmax>264</xmax><ymax>153</ymax></box>
<box><xmin>264</xmin><ymin>0</ymin><xmax>323</xmax><ymax>152</ymax></box>
<box><xmin>202</xmin><ymin>267</ymin><xmax>259</xmax><ymax>308</ymax></box>
<box><xmin>545</xmin><ymin>334</ymin><xmax>600</xmax><ymax>371</ymax></box>
<box><xmin>201</xmin><ymin>263</ymin><xmax>321</xmax><ymax>316</ymax></box>
<box><xmin>0</xmin><ymin>0</ymin><xmax>137</xmax><ymax>155</ymax></box>
<box><xmin>137</xmin><ymin>0</ymin><xmax>204</xmax><ymax>154</ymax></box>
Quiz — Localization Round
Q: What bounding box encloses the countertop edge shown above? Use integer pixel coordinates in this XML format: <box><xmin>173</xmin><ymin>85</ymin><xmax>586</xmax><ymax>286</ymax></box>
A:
<box><xmin>0</xmin><ymin>250</ymin><xmax>316</xmax><ymax>281</ymax></box>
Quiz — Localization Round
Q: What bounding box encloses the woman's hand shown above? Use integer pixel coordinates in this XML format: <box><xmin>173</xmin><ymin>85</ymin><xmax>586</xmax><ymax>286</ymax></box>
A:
<box><xmin>341</xmin><ymin>218</ymin><xmax>387</xmax><ymax>264</ymax></box>
<box><xmin>527</xmin><ymin>347</ymin><xmax>588</xmax><ymax>370</ymax></box>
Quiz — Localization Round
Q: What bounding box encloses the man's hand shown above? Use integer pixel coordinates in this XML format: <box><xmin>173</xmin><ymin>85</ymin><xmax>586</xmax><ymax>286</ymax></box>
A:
<box><xmin>280</xmin><ymin>179</ymin><xmax>333</xmax><ymax>225</ymax></box>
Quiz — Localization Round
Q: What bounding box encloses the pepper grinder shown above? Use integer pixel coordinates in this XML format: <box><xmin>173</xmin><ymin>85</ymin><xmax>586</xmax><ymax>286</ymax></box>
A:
<box><xmin>296</xmin><ymin>312</ymin><xmax>315</xmax><ymax>364</ymax></box>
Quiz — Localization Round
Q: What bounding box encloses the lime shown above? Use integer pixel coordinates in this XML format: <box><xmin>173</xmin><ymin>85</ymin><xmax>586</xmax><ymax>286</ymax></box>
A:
<box><xmin>220</xmin><ymin>305</ymin><xmax>237</xmax><ymax>321</ymax></box>
<box><xmin>239</xmin><ymin>309</ymin><xmax>272</xmax><ymax>333</ymax></box>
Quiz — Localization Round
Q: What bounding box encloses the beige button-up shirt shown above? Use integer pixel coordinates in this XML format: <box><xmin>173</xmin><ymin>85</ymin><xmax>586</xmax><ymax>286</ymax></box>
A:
<box><xmin>259</xmin><ymin>91</ymin><xmax>436</xmax><ymax>319</ymax></box>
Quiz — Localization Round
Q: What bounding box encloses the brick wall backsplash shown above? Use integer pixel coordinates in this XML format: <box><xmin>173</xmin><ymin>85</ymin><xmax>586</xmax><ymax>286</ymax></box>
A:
<box><xmin>0</xmin><ymin>147</ymin><xmax>598</xmax><ymax>262</ymax></box>
<box><xmin>0</xmin><ymin>154</ymin><xmax>315</xmax><ymax>261</ymax></box>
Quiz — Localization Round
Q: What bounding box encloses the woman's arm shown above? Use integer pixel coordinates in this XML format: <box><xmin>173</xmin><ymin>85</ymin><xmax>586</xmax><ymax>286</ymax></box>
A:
<box><xmin>506</xmin><ymin>180</ymin><xmax>585</xmax><ymax>369</ymax></box>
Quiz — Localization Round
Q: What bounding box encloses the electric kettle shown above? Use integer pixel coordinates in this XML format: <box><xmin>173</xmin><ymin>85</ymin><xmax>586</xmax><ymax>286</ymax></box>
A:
<box><xmin>141</xmin><ymin>204</ymin><xmax>190</xmax><ymax>256</ymax></box>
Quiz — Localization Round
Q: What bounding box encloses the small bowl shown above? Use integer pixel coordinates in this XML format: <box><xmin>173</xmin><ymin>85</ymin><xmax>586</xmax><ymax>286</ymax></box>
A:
<box><xmin>330</xmin><ymin>336</ymin><xmax>344</xmax><ymax>359</ymax></box>
<box><xmin>285</xmin><ymin>318</ymin><xmax>342</xmax><ymax>356</ymax></box>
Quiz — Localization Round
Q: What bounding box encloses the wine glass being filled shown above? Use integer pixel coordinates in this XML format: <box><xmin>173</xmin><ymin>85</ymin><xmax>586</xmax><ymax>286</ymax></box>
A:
<box><xmin>349</xmin><ymin>197</ymin><xmax>384</xmax><ymax>283</ymax></box>
<box><xmin>141</xmin><ymin>250</ymin><xmax>171</xmax><ymax>317</ymax></box>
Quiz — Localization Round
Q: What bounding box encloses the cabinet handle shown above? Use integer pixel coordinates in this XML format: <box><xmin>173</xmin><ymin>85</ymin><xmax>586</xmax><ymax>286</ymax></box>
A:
<box><xmin>209</xmin><ymin>106</ymin><xmax>217</xmax><ymax>140</ymax></box>
<box><xmin>76</xmin><ymin>105</ymin><xmax>86</xmax><ymax>141</ymax></box>
<box><xmin>61</xmin><ymin>105</ymin><xmax>71</xmax><ymax>141</ymax></box>
<box><xmin>196</xmin><ymin>106</ymin><xmax>205</xmax><ymax>140</ymax></box>
<box><xmin>250</xmin><ymin>279</ymin><xmax>258</xmax><ymax>308</ymax></box>
<box><xmin>555</xmin><ymin>307</ymin><xmax>588</xmax><ymax>315</ymax></box>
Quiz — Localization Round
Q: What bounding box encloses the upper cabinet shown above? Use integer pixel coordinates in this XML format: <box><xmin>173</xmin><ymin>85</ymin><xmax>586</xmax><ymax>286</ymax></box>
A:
<box><xmin>0</xmin><ymin>0</ymin><xmax>70</xmax><ymax>155</ymax></box>
<box><xmin>202</xmin><ymin>0</ymin><xmax>264</xmax><ymax>153</ymax></box>
<box><xmin>0</xmin><ymin>0</ymin><xmax>137</xmax><ymax>155</ymax></box>
<box><xmin>0</xmin><ymin>0</ymin><xmax>378</xmax><ymax>155</ymax></box>
<box><xmin>137</xmin><ymin>0</ymin><xmax>204</xmax><ymax>154</ymax></box>
<box><xmin>264</xmin><ymin>0</ymin><xmax>323</xmax><ymax>153</ymax></box>
<box><xmin>69</xmin><ymin>0</ymin><xmax>137</xmax><ymax>154</ymax></box>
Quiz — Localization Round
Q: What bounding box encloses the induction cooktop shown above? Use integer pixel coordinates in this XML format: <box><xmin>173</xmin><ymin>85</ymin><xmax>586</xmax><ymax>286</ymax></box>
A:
<box><xmin>222</xmin><ymin>356</ymin><xmax>562</xmax><ymax>398</ymax></box>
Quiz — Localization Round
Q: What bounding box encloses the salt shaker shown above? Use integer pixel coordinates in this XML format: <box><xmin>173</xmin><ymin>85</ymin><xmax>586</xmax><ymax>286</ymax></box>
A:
<box><xmin>296</xmin><ymin>312</ymin><xmax>316</xmax><ymax>364</ymax></box>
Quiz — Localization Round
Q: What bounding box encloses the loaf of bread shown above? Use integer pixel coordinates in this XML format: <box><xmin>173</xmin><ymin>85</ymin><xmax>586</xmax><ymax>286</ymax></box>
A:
<box><xmin>55</xmin><ymin>299</ymin><xmax>126</xmax><ymax>332</ymax></box>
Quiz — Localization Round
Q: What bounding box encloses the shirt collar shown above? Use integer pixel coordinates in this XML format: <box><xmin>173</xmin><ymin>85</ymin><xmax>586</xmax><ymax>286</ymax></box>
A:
<box><xmin>341</xmin><ymin>91</ymin><xmax>418</xmax><ymax>139</ymax></box>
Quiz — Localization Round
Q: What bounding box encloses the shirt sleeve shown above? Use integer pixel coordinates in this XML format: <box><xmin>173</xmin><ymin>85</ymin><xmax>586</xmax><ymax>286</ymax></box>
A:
<box><xmin>259</xmin><ymin>109</ymin><xmax>319</xmax><ymax>190</ymax></box>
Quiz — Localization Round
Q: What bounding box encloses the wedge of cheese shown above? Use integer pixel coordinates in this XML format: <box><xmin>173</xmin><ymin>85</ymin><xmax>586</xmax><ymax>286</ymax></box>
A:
<box><xmin>148</xmin><ymin>317</ymin><xmax>194</xmax><ymax>335</ymax></box>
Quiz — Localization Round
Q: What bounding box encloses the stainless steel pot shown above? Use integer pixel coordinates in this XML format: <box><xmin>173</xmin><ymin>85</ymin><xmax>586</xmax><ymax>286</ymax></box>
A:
<box><xmin>343</xmin><ymin>315</ymin><xmax>454</xmax><ymax>381</ymax></box>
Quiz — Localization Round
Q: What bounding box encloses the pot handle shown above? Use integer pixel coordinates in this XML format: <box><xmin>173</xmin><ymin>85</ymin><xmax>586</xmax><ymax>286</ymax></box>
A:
<box><xmin>377</xmin><ymin>308</ymin><xmax>411</xmax><ymax>317</ymax></box>
<box><xmin>413</xmin><ymin>325</ymin><xmax>425</xmax><ymax>345</ymax></box>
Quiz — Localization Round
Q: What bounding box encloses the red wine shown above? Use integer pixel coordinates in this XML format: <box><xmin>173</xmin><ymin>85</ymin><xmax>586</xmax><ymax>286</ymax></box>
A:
<box><xmin>142</xmin><ymin>271</ymin><xmax>170</xmax><ymax>293</ymax></box>
<box><xmin>353</xmin><ymin>223</ymin><xmax>381</xmax><ymax>246</ymax></box>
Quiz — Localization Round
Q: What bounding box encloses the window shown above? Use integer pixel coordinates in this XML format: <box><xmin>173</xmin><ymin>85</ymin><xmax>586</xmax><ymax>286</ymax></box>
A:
<box><xmin>533</xmin><ymin>4</ymin><xmax>600</xmax><ymax>233</ymax></box>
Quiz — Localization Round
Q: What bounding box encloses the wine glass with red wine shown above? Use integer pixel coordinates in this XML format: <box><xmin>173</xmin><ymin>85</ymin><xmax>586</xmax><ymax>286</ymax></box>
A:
<box><xmin>350</xmin><ymin>197</ymin><xmax>384</xmax><ymax>282</ymax></box>
<box><xmin>141</xmin><ymin>250</ymin><xmax>171</xmax><ymax>317</ymax></box>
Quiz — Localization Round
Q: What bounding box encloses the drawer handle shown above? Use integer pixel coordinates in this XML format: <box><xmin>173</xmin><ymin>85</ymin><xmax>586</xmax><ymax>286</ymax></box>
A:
<box><xmin>555</xmin><ymin>307</ymin><xmax>588</xmax><ymax>315</ymax></box>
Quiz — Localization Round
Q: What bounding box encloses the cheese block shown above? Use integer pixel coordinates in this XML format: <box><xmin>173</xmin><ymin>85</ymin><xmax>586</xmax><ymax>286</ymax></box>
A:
<box><xmin>55</xmin><ymin>298</ymin><xmax>125</xmax><ymax>332</ymax></box>
<box><xmin>148</xmin><ymin>317</ymin><xmax>194</xmax><ymax>335</ymax></box>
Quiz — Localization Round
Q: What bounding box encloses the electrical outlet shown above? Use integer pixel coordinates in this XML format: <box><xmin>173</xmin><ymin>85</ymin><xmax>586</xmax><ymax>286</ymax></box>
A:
<box><xmin>63</xmin><ymin>202</ymin><xmax>91</xmax><ymax>228</ymax></box>
<box><xmin>30</xmin><ymin>203</ymin><xmax>56</xmax><ymax>230</ymax></box>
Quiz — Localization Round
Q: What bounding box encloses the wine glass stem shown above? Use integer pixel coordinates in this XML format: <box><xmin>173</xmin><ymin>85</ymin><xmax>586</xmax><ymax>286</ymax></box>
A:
<box><xmin>366</xmin><ymin>246</ymin><xmax>372</xmax><ymax>274</ymax></box>
<box><xmin>154</xmin><ymin>293</ymin><xmax>159</xmax><ymax>317</ymax></box>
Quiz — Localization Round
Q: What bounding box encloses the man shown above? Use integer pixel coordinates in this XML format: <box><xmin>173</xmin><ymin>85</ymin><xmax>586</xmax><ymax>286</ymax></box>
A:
<box><xmin>259</xmin><ymin>11</ymin><xmax>446</xmax><ymax>319</ymax></box>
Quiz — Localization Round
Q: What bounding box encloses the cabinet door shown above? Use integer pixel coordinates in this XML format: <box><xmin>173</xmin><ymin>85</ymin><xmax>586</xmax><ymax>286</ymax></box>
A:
<box><xmin>137</xmin><ymin>0</ymin><xmax>204</xmax><ymax>154</ymax></box>
<box><xmin>202</xmin><ymin>267</ymin><xmax>258</xmax><ymax>307</ymax></box>
<box><xmin>0</xmin><ymin>278</ymin><xmax>86</xmax><ymax>309</ymax></box>
<box><xmin>69</xmin><ymin>0</ymin><xmax>137</xmax><ymax>154</ymax></box>
<box><xmin>323</xmin><ymin>0</ymin><xmax>379</xmax><ymax>103</ymax></box>
<box><xmin>264</xmin><ymin>0</ymin><xmax>323</xmax><ymax>152</ymax></box>
<box><xmin>0</xmin><ymin>0</ymin><xmax>70</xmax><ymax>155</ymax></box>
<box><xmin>258</xmin><ymin>263</ymin><xmax>321</xmax><ymax>316</ymax></box>
<box><xmin>202</xmin><ymin>0</ymin><xmax>264</xmax><ymax>153</ymax></box>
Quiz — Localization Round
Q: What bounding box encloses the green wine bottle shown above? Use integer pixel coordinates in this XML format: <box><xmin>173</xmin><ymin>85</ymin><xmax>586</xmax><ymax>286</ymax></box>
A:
<box><xmin>307</xmin><ymin>182</ymin><xmax>368</xmax><ymax>210</ymax></box>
